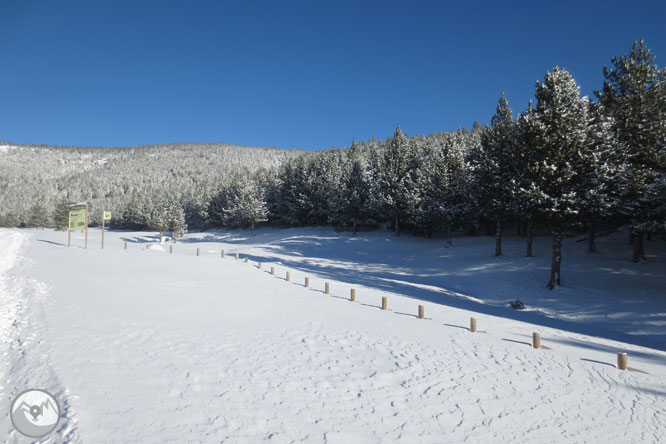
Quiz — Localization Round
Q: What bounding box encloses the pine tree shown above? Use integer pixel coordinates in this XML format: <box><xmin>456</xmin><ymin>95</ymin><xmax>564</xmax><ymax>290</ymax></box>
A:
<box><xmin>514</xmin><ymin>100</ymin><xmax>543</xmax><ymax>257</ymax></box>
<box><xmin>329</xmin><ymin>141</ymin><xmax>373</xmax><ymax>236</ymax></box>
<box><xmin>532</xmin><ymin>67</ymin><xmax>590</xmax><ymax>289</ymax></box>
<box><xmin>377</xmin><ymin>125</ymin><xmax>416</xmax><ymax>236</ymax></box>
<box><xmin>580</xmin><ymin>101</ymin><xmax>625</xmax><ymax>252</ymax></box>
<box><xmin>27</xmin><ymin>203</ymin><xmax>50</xmax><ymax>228</ymax></box>
<box><xmin>167</xmin><ymin>201</ymin><xmax>187</xmax><ymax>242</ymax></box>
<box><xmin>477</xmin><ymin>92</ymin><xmax>517</xmax><ymax>256</ymax></box>
<box><xmin>215</xmin><ymin>175</ymin><xmax>267</xmax><ymax>235</ymax></box>
<box><xmin>595</xmin><ymin>40</ymin><xmax>666</xmax><ymax>261</ymax></box>
<box><xmin>52</xmin><ymin>197</ymin><xmax>71</xmax><ymax>231</ymax></box>
<box><xmin>147</xmin><ymin>193</ymin><xmax>170</xmax><ymax>242</ymax></box>
<box><xmin>0</xmin><ymin>212</ymin><xmax>20</xmax><ymax>227</ymax></box>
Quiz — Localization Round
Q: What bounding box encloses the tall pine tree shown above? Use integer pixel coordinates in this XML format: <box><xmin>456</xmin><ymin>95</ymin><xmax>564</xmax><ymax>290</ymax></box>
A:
<box><xmin>478</xmin><ymin>92</ymin><xmax>517</xmax><ymax>256</ymax></box>
<box><xmin>595</xmin><ymin>40</ymin><xmax>666</xmax><ymax>261</ymax></box>
<box><xmin>532</xmin><ymin>68</ymin><xmax>590</xmax><ymax>289</ymax></box>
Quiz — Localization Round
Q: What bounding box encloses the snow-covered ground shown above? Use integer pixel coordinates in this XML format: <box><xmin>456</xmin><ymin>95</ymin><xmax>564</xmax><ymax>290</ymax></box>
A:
<box><xmin>1</xmin><ymin>227</ymin><xmax>665</xmax><ymax>443</ymax></box>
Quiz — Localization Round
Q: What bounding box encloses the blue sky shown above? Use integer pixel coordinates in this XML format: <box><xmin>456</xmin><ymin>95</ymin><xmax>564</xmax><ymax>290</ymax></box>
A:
<box><xmin>1</xmin><ymin>0</ymin><xmax>664</xmax><ymax>150</ymax></box>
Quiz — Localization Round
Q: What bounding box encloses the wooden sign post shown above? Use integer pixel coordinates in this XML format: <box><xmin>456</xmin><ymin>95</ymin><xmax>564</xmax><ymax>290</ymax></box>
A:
<box><xmin>101</xmin><ymin>210</ymin><xmax>111</xmax><ymax>249</ymax></box>
<box><xmin>101</xmin><ymin>211</ymin><xmax>105</xmax><ymax>249</ymax></box>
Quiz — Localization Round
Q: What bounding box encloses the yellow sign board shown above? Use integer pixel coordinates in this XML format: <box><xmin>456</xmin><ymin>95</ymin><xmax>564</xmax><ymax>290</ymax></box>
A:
<box><xmin>68</xmin><ymin>209</ymin><xmax>86</xmax><ymax>231</ymax></box>
<box><xmin>103</xmin><ymin>211</ymin><xmax>112</xmax><ymax>221</ymax></box>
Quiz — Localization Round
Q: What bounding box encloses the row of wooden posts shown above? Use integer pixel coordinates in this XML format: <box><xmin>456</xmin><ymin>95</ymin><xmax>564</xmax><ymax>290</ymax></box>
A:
<box><xmin>125</xmin><ymin>241</ymin><xmax>632</xmax><ymax>371</ymax></box>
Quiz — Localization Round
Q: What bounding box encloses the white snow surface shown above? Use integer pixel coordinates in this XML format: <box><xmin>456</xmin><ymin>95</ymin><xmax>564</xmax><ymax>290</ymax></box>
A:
<box><xmin>1</xmin><ymin>227</ymin><xmax>665</xmax><ymax>443</ymax></box>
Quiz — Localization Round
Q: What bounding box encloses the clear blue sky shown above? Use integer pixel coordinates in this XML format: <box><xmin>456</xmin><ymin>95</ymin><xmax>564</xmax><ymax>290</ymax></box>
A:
<box><xmin>1</xmin><ymin>0</ymin><xmax>664</xmax><ymax>150</ymax></box>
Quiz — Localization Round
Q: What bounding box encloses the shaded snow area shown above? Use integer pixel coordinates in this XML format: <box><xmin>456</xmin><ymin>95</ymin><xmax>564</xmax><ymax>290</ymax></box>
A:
<box><xmin>1</xmin><ymin>227</ymin><xmax>665</xmax><ymax>443</ymax></box>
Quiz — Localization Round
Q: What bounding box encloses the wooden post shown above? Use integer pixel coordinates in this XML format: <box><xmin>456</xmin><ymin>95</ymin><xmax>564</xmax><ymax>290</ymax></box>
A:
<box><xmin>532</xmin><ymin>332</ymin><xmax>541</xmax><ymax>349</ymax></box>
<box><xmin>325</xmin><ymin>282</ymin><xmax>330</xmax><ymax>294</ymax></box>
<box><xmin>68</xmin><ymin>231</ymin><xmax>71</xmax><ymax>248</ymax></box>
<box><xmin>258</xmin><ymin>262</ymin><xmax>262</xmax><ymax>269</ymax></box>
<box><xmin>244</xmin><ymin>257</ymin><xmax>248</xmax><ymax>263</ymax></box>
<box><xmin>236</xmin><ymin>253</ymin><xmax>239</xmax><ymax>260</ymax></box>
<box><xmin>170</xmin><ymin>245</ymin><xmax>173</xmax><ymax>254</ymax></box>
<box><xmin>124</xmin><ymin>241</ymin><xmax>127</xmax><ymax>250</ymax></box>
<box><xmin>197</xmin><ymin>247</ymin><xmax>200</xmax><ymax>256</ymax></box>
<box><xmin>286</xmin><ymin>271</ymin><xmax>290</xmax><ymax>281</ymax></box>
<box><xmin>350</xmin><ymin>288</ymin><xmax>355</xmax><ymax>302</ymax></box>
<box><xmin>381</xmin><ymin>296</ymin><xmax>387</xmax><ymax>310</ymax></box>
<box><xmin>101</xmin><ymin>210</ymin><xmax>105</xmax><ymax>249</ymax></box>
<box><xmin>617</xmin><ymin>353</ymin><xmax>628</xmax><ymax>371</ymax></box>
<box><xmin>271</xmin><ymin>267</ymin><xmax>275</xmax><ymax>275</ymax></box>
<box><xmin>470</xmin><ymin>317</ymin><xmax>477</xmax><ymax>332</ymax></box>
<box><xmin>146</xmin><ymin>244</ymin><xmax>150</xmax><ymax>250</ymax></box>
<box><xmin>84</xmin><ymin>206</ymin><xmax>88</xmax><ymax>249</ymax></box>
<box><xmin>305</xmin><ymin>277</ymin><xmax>309</xmax><ymax>288</ymax></box>
<box><xmin>418</xmin><ymin>305</ymin><xmax>424</xmax><ymax>319</ymax></box>
<box><xmin>221</xmin><ymin>250</ymin><xmax>224</xmax><ymax>258</ymax></box>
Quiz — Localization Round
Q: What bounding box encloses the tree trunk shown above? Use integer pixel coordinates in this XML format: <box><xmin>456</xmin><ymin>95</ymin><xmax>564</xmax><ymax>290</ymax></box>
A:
<box><xmin>446</xmin><ymin>225</ymin><xmax>452</xmax><ymax>247</ymax></box>
<box><xmin>159</xmin><ymin>231</ymin><xmax>163</xmax><ymax>243</ymax></box>
<box><xmin>547</xmin><ymin>231</ymin><xmax>562</xmax><ymax>290</ymax></box>
<box><xmin>632</xmin><ymin>231</ymin><xmax>645</xmax><ymax>262</ymax></box>
<box><xmin>394</xmin><ymin>213</ymin><xmax>400</xmax><ymax>236</ymax></box>
<box><xmin>485</xmin><ymin>221</ymin><xmax>493</xmax><ymax>236</ymax></box>
<box><xmin>252</xmin><ymin>221</ymin><xmax>256</xmax><ymax>237</ymax></box>
<box><xmin>352</xmin><ymin>218</ymin><xmax>357</xmax><ymax>237</ymax></box>
<box><xmin>588</xmin><ymin>220</ymin><xmax>596</xmax><ymax>253</ymax></box>
<box><xmin>526</xmin><ymin>216</ymin><xmax>533</xmax><ymax>257</ymax></box>
<box><xmin>495</xmin><ymin>218</ymin><xmax>502</xmax><ymax>257</ymax></box>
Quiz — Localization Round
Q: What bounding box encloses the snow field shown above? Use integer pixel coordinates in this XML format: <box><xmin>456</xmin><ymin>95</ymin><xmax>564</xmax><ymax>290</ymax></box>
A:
<box><xmin>1</xmin><ymin>228</ymin><xmax>665</xmax><ymax>443</ymax></box>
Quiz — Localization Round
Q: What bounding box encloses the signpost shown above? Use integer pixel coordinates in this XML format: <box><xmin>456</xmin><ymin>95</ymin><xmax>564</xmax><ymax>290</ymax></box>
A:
<box><xmin>67</xmin><ymin>203</ymin><xmax>88</xmax><ymax>248</ymax></box>
<box><xmin>101</xmin><ymin>211</ymin><xmax>111</xmax><ymax>249</ymax></box>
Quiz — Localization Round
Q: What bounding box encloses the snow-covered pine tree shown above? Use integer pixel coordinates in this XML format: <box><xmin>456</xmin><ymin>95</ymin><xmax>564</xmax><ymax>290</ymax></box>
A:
<box><xmin>413</xmin><ymin>134</ymin><xmax>470</xmax><ymax>245</ymax></box>
<box><xmin>595</xmin><ymin>40</ymin><xmax>666</xmax><ymax>261</ymax></box>
<box><xmin>146</xmin><ymin>193</ymin><xmax>171</xmax><ymax>242</ymax></box>
<box><xmin>580</xmin><ymin>101</ymin><xmax>625</xmax><ymax>252</ymax></box>
<box><xmin>377</xmin><ymin>125</ymin><xmax>416</xmax><ymax>236</ymax></box>
<box><xmin>532</xmin><ymin>67</ymin><xmax>590</xmax><ymax>289</ymax></box>
<box><xmin>329</xmin><ymin>140</ymin><xmax>373</xmax><ymax>236</ymax></box>
<box><xmin>218</xmin><ymin>175</ymin><xmax>268</xmax><ymax>236</ymax></box>
<box><xmin>513</xmin><ymin>100</ymin><xmax>543</xmax><ymax>257</ymax></box>
<box><xmin>477</xmin><ymin>92</ymin><xmax>518</xmax><ymax>256</ymax></box>
<box><xmin>167</xmin><ymin>200</ymin><xmax>187</xmax><ymax>242</ymax></box>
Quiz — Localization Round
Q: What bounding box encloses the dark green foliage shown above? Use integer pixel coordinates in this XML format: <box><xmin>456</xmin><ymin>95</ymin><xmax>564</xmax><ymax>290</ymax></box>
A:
<box><xmin>26</xmin><ymin>203</ymin><xmax>50</xmax><ymax>228</ymax></box>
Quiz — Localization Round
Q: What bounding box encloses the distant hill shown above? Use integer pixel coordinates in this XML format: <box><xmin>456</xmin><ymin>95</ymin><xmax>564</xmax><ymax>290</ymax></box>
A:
<box><xmin>0</xmin><ymin>142</ymin><xmax>306</xmax><ymax>226</ymax></box>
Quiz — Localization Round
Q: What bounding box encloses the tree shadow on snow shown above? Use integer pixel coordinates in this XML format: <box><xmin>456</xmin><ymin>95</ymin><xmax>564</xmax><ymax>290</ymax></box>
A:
<box><xmin>241</xmin><ymin>233</ymin><xmax>666</xmax><ymax>354</ymax></box>
<box><xmin>37</xmin><ymin>239</ymin><xmax>66</xmax><ymax>247</ymax></box>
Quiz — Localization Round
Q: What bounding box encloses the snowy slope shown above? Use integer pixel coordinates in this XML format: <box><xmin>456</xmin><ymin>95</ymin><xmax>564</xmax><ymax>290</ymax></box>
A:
<box><xmin>1</xmin><ymin>228</ymin><xmax>665</xmax><ymax>443</ymax></box>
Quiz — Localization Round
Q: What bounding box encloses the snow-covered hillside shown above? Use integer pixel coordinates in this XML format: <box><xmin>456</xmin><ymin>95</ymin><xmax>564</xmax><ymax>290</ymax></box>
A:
<box><xmin>1</xmin><ymin>227</ymin><xmax>665</xmax><ymax>443</ymax></box>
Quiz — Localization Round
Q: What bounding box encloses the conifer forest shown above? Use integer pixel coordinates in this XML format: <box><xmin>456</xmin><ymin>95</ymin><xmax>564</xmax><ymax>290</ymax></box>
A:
<box><xmin>2</xmin><ymin>41</ymin><xmax>665</xmax><ymax>288</ymax></box>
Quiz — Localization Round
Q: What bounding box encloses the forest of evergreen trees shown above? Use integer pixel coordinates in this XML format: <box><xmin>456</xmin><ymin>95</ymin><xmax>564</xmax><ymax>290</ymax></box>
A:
<box><xmin>1</xmin><ymin>41</ymin><xmax>664</xmax><ymax>288</ymax></box>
